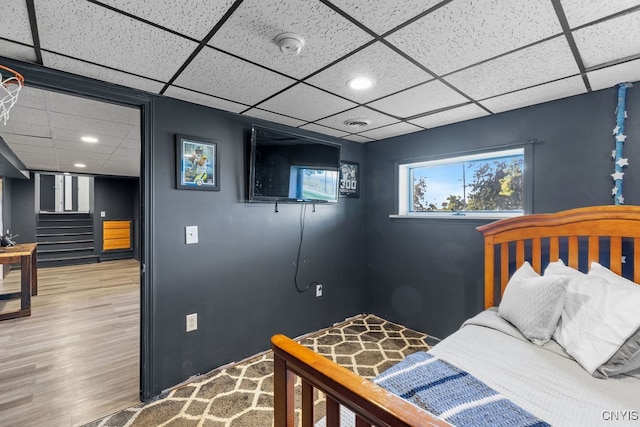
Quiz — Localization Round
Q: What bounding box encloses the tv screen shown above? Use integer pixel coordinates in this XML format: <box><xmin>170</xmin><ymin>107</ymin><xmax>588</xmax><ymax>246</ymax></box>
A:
<box><xmin>249</xmin><ymin>126</ymin><xmax>341</xmax><ymax>203</ymax></box>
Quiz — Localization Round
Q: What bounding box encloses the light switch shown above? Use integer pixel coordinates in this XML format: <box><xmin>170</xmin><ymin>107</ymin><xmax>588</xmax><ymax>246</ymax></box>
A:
<box><xmin>100</xmin><ymin>211</ymin><xmax>106</xmax><ymax>217</ymax></box>
<box><xmin>185</xmin><ymin>226</ymin><xmax>198</xmax><ymax>244</ymax></box>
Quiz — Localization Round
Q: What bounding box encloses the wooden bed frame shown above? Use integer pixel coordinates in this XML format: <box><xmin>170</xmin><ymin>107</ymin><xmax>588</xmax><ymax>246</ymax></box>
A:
<box><xmin>271</xmin><ymin>205</ymin><xmax>640</xmax><ymax>427</ymax></box>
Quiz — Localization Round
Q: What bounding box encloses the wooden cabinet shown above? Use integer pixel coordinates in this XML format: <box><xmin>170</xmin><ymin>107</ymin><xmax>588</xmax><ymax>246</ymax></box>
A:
<box><xmin>103</xmin><ymin>220</ymin><xmax>131</xmax><ymax>251</ymax></box>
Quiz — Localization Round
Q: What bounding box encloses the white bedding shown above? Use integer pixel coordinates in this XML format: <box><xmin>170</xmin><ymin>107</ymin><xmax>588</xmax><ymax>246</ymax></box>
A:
<box><xmin>429</xmin><ymin>310</ymin><xmax>640</xmax><ymax>426</ymax></box>
<box><xmin>317</xmin><ymin>310</ymin><xmax>640</xmax><ymax>427</ymax></box>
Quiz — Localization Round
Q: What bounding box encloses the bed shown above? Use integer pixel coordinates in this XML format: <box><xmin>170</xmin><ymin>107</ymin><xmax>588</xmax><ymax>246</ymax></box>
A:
<box><xmin>271</xmin><ymin>205</ymin><xmax>640</xmax><ymax>426</ymax></box>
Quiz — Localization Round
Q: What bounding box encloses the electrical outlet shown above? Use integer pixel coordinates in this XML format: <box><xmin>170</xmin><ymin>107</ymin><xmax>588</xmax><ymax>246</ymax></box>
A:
<box><xmin>185</xmin><ymin>225</ymin><xmax>198</xmax><ymax>244</ymax></box>
<box><xmin>186</xmin><ymin>313</ymin><xmax>198</xmax><ymax>332</ymax></box>
<box><xmin>316</xmin><ymin>284</ymin><xmax>323</xmax><ymax>297</ymax></box>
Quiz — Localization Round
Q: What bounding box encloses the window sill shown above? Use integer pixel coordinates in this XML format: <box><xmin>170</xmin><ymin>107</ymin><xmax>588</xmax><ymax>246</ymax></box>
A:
<box><xmin>390</xmin><ymin>212</ymin><xmax>523</xmax><ymax>221</ymax></box>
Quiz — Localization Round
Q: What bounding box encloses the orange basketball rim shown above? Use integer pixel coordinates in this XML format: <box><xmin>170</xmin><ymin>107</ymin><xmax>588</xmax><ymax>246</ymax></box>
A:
<box><xmin>0</xmin><ymin>64</ymin><xmax>25</xmax><ymax>125</ymax></box>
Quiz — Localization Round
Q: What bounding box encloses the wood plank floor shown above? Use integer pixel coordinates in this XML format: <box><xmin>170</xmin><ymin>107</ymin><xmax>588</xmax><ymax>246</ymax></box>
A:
<box><xmin>0</xmin><ymin>259</ymin><xmax>140</xmax><ymax>427</ymax></box>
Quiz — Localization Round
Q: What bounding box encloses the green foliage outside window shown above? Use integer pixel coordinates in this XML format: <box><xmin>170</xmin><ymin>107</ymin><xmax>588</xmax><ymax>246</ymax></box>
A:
<box><xmin>411</xmin><ymin>154</ymin><xmax>523</xmax><ymax>213</ymax></box>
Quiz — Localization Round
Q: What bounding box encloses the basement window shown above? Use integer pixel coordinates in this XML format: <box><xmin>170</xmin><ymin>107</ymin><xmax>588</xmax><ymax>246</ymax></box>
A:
<box><xmin>396</xmin><ymin>147</ymin><xmax>528</xmax><ymax>219</ymax></box>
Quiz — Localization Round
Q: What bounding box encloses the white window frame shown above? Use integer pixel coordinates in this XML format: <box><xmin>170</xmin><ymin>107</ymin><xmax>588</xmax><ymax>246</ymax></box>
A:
<box><xmin>394</xmin><ymin>147</ymin><xmax>530</xmax><ymax>220</ymax></box>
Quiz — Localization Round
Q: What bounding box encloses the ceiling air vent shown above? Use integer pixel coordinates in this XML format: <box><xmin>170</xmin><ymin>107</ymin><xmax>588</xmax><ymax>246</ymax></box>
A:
<box><xmin>344</xmin><ymin>119</ymin><xmax>371</xmax><ymax>129</ymax></box>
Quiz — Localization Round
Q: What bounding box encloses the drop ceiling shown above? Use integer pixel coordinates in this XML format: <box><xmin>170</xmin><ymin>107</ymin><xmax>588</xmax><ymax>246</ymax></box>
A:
<box><xmin>0</xmin><ymin>0</ymin><xmax>639</xmax><ymax>177</ymax></box>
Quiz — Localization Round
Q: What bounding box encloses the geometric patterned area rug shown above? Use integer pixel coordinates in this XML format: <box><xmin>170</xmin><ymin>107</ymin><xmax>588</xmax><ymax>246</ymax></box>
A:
<box><xmin>83</xmin><ymin>314</ymin><xmax>440</xmax><ymax>427</ymax></box>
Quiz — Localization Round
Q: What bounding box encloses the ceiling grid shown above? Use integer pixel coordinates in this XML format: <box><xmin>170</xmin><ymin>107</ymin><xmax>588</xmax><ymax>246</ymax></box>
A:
<box><xmin>0</xmin><ymin>0</ymin><xmax>637</xmax><ymax>176</ymax></box>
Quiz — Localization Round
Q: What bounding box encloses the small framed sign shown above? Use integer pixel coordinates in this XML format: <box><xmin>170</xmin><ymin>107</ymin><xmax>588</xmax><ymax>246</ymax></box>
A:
<box><xmin>339</xmin><ymin>160</ymin><xmax>359</xmax><ymax>198</ymax></box>
<box><xmin>176</xmin><ymin>134</ymin><xmax>219</xmax><ymax>191</ymax></box>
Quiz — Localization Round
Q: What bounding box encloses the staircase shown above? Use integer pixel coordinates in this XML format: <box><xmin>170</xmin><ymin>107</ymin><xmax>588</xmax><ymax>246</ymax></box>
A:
<box><xmin>36</xmin><ymin>212</ymin><xmax>98</xmax><ymax>268</ymax></box>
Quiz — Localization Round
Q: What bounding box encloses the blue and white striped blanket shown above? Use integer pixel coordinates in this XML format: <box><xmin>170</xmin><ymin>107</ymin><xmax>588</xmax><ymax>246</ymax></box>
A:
<box><xmin>373</xmin><ymin>352</ymin><xmax>550</xmax><ymax>427</ymax></box>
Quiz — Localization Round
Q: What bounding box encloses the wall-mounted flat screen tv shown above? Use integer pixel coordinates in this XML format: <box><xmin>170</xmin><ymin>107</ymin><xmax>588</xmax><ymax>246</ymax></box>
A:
<box><xmin>249</xmin><ymin>126</ymin><xmax>341</xmax><ymax>203</ymax></box>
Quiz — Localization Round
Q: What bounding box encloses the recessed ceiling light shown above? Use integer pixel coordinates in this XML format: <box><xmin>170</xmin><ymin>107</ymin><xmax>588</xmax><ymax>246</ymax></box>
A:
<box><xmin>74</xmin><ymin>163</ymin><xmax>86</xmax><ymax>168</ymax></box>
<box><xmin>347</xmin><ymin>77</ymin><xmax>373</xmax><ymax>90</ymax></box>
<box><xmin>81</xmin><ymin>136</ymin><xmax>99</xmax><ymax>143</ymax></box>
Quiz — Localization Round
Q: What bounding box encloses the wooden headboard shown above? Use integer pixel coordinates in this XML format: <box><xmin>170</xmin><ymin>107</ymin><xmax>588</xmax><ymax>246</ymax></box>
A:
<box><xmin>477</xmin><ymin>205</ymin><xmax>640</xmax><ymax>309</ymax></box>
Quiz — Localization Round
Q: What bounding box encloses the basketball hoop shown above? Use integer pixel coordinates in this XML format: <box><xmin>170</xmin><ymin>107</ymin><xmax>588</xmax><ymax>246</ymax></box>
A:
<box><xmin>0</xmin><ymin>65</ymin><xmax>24</xmax><ymax>125</ymax></box>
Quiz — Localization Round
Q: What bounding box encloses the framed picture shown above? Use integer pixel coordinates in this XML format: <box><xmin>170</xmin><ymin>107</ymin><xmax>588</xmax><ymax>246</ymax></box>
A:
<box><xmin>339</xmin><ymin>160</ymin><xmax>359</xmax><ymax>198</ymax></box>
<box><xmin>176</xmin><ymin>134</ymin><xmax>220</xmax><ymax>191</ymax></box>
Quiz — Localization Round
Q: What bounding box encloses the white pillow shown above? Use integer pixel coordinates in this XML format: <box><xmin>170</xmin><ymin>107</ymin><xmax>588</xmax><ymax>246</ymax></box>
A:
<box><xmin>551</xmin><ymin>264</ymin><xmax>640</xmax><ymax>376</ymax></box>
<box><xmin>509</xmin><ymin>260</ymin><xmax>540</xmax><ymax>281</ymax></box>
<box><xmin>499</xmin><ymin>262</ymin><xmax>568</xmax><ymax>345</ymax></box>
<box><xmin>589</xmin><ymin>262</ymin><xmax>638</xmax><ymax>289</ymax></box>
<box><xmin>588</xmin><ymin>263</ymin><xmax>640</xmax><ymax>378</ymax></box>
<box><xmin>543</xmin><ymin>259</ymin><xmax>585</xmax><ymax>278</ymax></box>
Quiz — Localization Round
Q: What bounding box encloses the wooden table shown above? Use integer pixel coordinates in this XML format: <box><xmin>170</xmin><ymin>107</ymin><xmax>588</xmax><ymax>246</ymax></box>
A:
<box><xmin>0</xmin><ymin>243</ymin><xmax>38</xmax><ymax>321</ymax></box>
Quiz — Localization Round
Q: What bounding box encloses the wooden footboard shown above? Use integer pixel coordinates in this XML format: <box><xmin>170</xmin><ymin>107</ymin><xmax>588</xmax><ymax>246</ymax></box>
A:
<box><xmin>271</xmin><ymin>334</ymin><xmax>450</xmax><ymax>427</ymax></box>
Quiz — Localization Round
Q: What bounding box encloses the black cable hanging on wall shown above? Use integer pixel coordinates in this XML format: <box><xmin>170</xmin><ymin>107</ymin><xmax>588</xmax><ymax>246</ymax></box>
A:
<box><xmin>294</xmin><ymin>202</ymin><xmax>319</xmax><ymax>293</ymax></box>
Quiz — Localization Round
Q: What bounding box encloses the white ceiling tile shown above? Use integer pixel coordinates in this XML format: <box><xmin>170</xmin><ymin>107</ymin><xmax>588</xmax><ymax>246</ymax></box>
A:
<box><xmin>560</xmin><ymin>0</ymin><xmax>640</xmax><ymax>28</ymax></box>
<box><xmin>102</xmin><ymin>164</ymin><xmax>139</xmax><ymax>178</ymax></box>
<box><xmin>0</xmin><ymin>1</ymin><xmax>33</xmax><ymax>45</ymax></box>
<box><xmin>55</xmin><ymin>149</ymin><xmax>110</xmax><ymax>162</ymax></box>
<box><xmin>387</xmin><ymin>0</ymin><xmax>562</xmax><ymax>75</ymax></box>
<box><xmin>316</xmin><ymin>106</ymin><xmax>398</xmax><ymax>133</ymax></box>
<box><xmin>99</xmin><ymin>0</ymin><xmax>236</xmax><ymax>40</ymax></box>
<box><xmin>104</xmin><ymin>155</ymin><xmax>139</xmax><ymax>165</ymax></box>
<box><xmin>42</xmin><ymin>52</ymin><xmax>165</xmax><ymax>94</ymax></box>
<box><xmin>6</xmin><ymin>86</ymin><xmax>48</xmax><ymax>110</ymax></box>
<box><xmin>112</xmin><ymin>147</ymin><xmax>140</xmax><ymax>158</ymax></box>
<box><xmin>3</xmin><ymin>105</ymin><xmax>50</xmax><ymax>127</ymax></box>
<box><xmin>479</xmin><ymin>76</ymin><xmax>587</xmax><ymax>113</ymax></box>
<box><xmin>367</xmin><ymin>80</ymin><xmax>468</xmax><ymax>118</ymax></box>
<box><xmin>13</xmin><ymin>146</ymin><xmax>56</xmax><ymax>158</ymax></box>
<box><xmin>164</xmin><ymin>86</ymin><xmax>248</xmax><ymax>114</ymax></box>
<box><xmin>99</xmin><ymin>161</ymin><xmax>139</xmax><ymax>176</ymax></box>
<box><xmin>298</xmin><ymin>123</ymin><xmax>349</xmax><ymax>138</ymax></box>
<box><xmin>306</xmin><ymin>42</ymin><xmax>433</xmax><ymax>103</ymax></box>
<box><xmin>409</xmin><ymin>104</ymin><xmax>490</xmax><ymax>129</ymax></box>
<box><xmin>47</xmin><ymin>92</ymin><xmax>139</xmax><ymax>124</ymax></box>
<box><xmin>21</xmin><ymin>159</ymin><xmax>57</xmax><ymax>169</ymax></box>
<box><xmin>573</xmin><ymin>11</ymin><xmax>640</xmax><ymax>68</ymax></box>
<box><xmin>588</xmin><ymin>59</ymin><xmax>640</xmax><ymax>91</ymax></box>
<box><xmin>358</xmin><ymin>122</ymin><xmax>422</xmax><ymax>140</ymax></box>
<box><xmin>50</xmin><ymin>113</ymin><xmax>133</xmax><ymax>138</ymax></box>
<box><xmin>119</xmin><ymin>138</ymin><xmax>141</xmax><ymax>150</ymax></box>
<box><xmin>208</xmin><ymin>0</ymin><xmax>373</xmax><ymax>79</ymax></box>
<box><xmin>50</xmin><ymin>128</ymin><xmax>125</xmax><ymax>147</ymax></box>
<box><xmin>341</xmin><ymin>134</ymin><xmax>375</xmax><ymax>143</ymax></box>
<box><xmin>174</xmin><ymin>47</ymin><xmax>295</xmax><ymax>106</ymax></box>
<box><xmin>14</xmin><ymin>151</ymin><xmax>53</xmax><ymax>161</ymax></box>
<box><xmin>6</xmin><ymin>142</ymin><xmax>54</xmax><ymax>153</ymax></box>
<box><xmin>0</xmin><ymin>122</ymin><xmax>51</xmax><ymax>139</ymax></box>
<box><xmin>444</xmin><ymin>37</ymin><xmax>580</xmax><ymax>100</ymax></box>
<box><xmin>329</xmin><ymin>0</ymin><xmax>443</xmax><ymax>34</ymax></box>
<box><xmin>242</xmin><ymin>108</ymin><xmax>306</xmax><ymax>128</ymax></box>
<box><xmin>51</xmin><ymin>139</ymin><xmax>117</xmax><ymax>154</ymax></box>
<box><xmin>1</xmin><ymin>134</ymin><xmax>53</xmax><ymax>148</ymax></box>
<box><xmin>257</xmin><ymin>83</ymin><xmax>357</xmax><ymax>122</ymax></box>
<box><xmin>0</xmin><ymin>40</ymin><xmax>37</xmax><ymax>63</ymax></box>
<box><xmin>35</xmin><ymin>0</ymin><xmax>197</xmax><ymax>81</ymax></box>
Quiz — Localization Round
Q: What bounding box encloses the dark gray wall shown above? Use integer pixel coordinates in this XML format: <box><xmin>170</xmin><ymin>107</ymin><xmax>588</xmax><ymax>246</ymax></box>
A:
<box><xmin>149</xmin><ymin>97</ymin><xmax>365</xmax><ymax>393</ymax></box>
<box><xmin>9</xmin><ymin>175</ymin><xmax>36</xmax><ymax>244</ymax></box>
<box><xmin>3</xmin><ymin>178</ymin><xmax>12</xmax><ymax>236</ymax></box>
<box><xmin>94</xmin><ymin>176</ymin><xmax>139</xmax><ymax>260</ymax></box>
<box><xmin>364</xmin><ymin>84</ymin><xmax>640</xmax><ymax>339</ymax></box>
<box><xmin>39</xmin><ymin>174</ymin><xmax>55</xmax><ymax>212</ymax></box>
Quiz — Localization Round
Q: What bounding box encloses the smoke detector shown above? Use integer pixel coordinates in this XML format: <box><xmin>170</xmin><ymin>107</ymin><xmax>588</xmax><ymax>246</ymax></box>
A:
<box><xmin>275</xmin><ymin>32</ymin><xmax>305</xmax><ymax>56</ymax></box>
<box><xmin>344</xmin><ymin>119</ymin><xmax>371</xmax><ymax>129</ymax></box>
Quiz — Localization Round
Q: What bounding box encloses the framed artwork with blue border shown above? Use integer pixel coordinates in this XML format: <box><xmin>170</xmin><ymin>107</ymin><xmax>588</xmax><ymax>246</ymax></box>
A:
<box><xmin>339</xmin><ymin>160</ymin><xmax>359</xmax><ymax>198</ymax></box>
<box><xmin>176</xmin><ymin>134</ymin><xmax>220</xmax><ymax>191</ymax></box>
